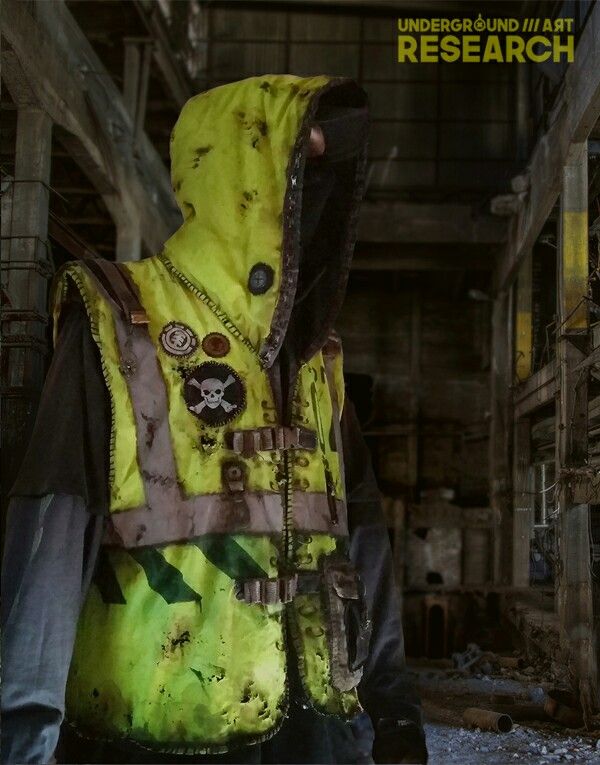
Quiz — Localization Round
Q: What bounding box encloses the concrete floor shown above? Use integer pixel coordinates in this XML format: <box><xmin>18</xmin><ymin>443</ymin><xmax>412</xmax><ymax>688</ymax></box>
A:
<box><xmin>410</xmin><ymin>667</ymin><xmax>600</xmax><ymax>764</ymax></box>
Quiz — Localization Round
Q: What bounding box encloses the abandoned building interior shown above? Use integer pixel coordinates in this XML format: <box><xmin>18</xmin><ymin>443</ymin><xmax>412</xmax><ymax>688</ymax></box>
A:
<box><xmin>2</xmin><ymin>0</ymin><xmax>600</xmax><ymax>762</ymax></box>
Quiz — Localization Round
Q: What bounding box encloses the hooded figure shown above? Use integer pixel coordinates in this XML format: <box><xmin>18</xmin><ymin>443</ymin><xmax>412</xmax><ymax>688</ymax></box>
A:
<box><xmin>1</xmin><ymin>75</ymin><xmax>426</xmax><ymax>764</ymax></box>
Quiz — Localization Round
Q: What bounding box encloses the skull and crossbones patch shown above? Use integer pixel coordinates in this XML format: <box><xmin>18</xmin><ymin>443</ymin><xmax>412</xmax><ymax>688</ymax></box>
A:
<box><xmin>183</xmin><ymin>362</ymin><xmax>245</xmax><ymax>426</ymax></box>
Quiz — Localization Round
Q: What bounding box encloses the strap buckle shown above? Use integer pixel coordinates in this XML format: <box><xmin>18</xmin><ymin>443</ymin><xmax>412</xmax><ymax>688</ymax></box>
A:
<box><xmin>237</xmin><ymin>574</ymin><xmax>299</xmax><ymax>605</ymax></box>
<box><xmin>227</xmin><ymin>426</ymin><xmax>317</xmax><ymax>455</ymax></box>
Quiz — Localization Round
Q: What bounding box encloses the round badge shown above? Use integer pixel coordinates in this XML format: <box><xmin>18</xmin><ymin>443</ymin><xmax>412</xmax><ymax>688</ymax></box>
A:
<box><xmin>202</xmin><ymin>332</ymin><xmax>231</xmax><ymax>358</ymax></box>
<box><xmin>160</xmin><ymin>322</ymin><xmax>198</xmax><ymax>357</ymax></box>
<box><xmin>183</xmin><ymin>362</ymin><xmax>246</xmax><ymax>426</ymax></box>
<box><xmin>248</xmin><ymin>263</ymin><xmax>274</xmax><ymax>295</ymax></box>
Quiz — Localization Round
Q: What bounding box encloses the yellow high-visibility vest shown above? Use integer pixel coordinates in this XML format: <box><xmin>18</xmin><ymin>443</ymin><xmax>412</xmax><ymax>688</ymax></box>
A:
<box><xmin>54</xmin><ymin>73</ymin><xmax>369</xmax><ymax>755</ymax></box>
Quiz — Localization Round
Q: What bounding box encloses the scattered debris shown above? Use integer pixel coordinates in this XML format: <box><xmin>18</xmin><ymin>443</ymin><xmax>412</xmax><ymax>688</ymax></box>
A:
<box><xmin>463</xmin><ymin>707</ymin><xmax>513</xmax><ymax>733</ymax></box>
<box><xmin>544</xmin><ymin>689</ymin><xmax>584</xmax><ymax>729</ymax></box>
<box><xmin>411</xmin><ymin>663</ymin><xmax>600</xmax><ymax>764</ymax></box>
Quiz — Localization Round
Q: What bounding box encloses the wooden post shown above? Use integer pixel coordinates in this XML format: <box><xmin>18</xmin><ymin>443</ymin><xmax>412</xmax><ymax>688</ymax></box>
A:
<box><xmin>512</xmin><ymin>417</ymin><xmax>532</xmax><ymax>587</ymax></box>
<box><xmin>516</xmin><ymin>63</ymin><xmax>530</xmax><ymax>162</ymax></box>
<box><xmin>123</xmin><ymin>39</ymin><xmax>141</xmax><ymax>120</ymax></box>
<box><xmin>515</xmin><ymin>250</ymin><xmax>533</xmax><ymax>382</ymax></box>
<box><xmin>490</xmin><ymin>290</ymin><xmax>513</xmax><ymax>584</ymax></box>
<box><xmin>2</xmin><ymin>107</ymin><xmax>52</xmax><ymax>492</ymax></box>
<box><xmin>408</xmin><ymin>286</ymin><xmax>421</xmax><ymax>491</ymax></box>
<box><xmin>115</xmin><ymin>210</ymin><xmax>142</xmax><ymax>262</ymax></box>
<box><xmin>555</xmin><ymin>141</ymin><xmax>596</xmax><ymax>718</ymax></box>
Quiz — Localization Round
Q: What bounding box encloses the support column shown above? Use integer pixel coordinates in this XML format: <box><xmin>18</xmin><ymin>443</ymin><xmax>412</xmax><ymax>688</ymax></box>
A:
<box><xmin>515</xmin><ymin>250</ymin><xmax>533</xmax><ymax>382</ymax></box>
<box><xmin>407</xmin><ymin>286</ymin><xmax>421</xmax><ymax>492</ymax></box>
<box><xmin>115</xmin><ymin>212</ymin><xmax>142</xmax><ymax>262</ymax></box>
<box><xmin>512</xmin><ymin>417</ymin><xmax>532</xmax><ymax>587</ymax></box>
<box><xmin>512</xmin><ymin>251</ymin><xmax>534</xmax><ymax>587</ymax></box>
<box><xmin>556</xmin><ymin>141</ymin><xmax>596</xmax><ymax>718</ymax></box>
<box><xmin>490</xmin><ymin>290</ymin><xmax>513</xmax><ymax>584</ymax></box>
<box><xmin>2</xmin><ymin>107</ymin><xmax>52</xmax><ymax>493</ymax></box>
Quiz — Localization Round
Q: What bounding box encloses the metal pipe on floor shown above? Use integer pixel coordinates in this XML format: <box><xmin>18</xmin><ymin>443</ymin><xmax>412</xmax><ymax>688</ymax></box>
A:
<box><xmin>463</xmin><ymin>707</ymin><xmax>513</xmax><ymax>733</ymax></box>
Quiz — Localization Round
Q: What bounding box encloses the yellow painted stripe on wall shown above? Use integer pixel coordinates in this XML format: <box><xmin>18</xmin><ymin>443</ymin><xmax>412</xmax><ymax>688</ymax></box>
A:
<box><xmin>562</xmin><ymin>210</ymin><xmax>589</xmax><ymax>331</ymax></box>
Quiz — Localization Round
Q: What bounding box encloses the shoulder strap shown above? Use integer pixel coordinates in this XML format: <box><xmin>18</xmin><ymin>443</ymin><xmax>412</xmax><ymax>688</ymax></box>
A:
<box><xmin>83</xmin><ymin>259</ymin><xmax>148</xmax><ymax>325</ymax></box>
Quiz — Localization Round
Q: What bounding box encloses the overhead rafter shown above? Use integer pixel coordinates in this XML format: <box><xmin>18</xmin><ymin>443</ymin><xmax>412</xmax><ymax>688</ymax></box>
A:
<box><xmin>496</xmin><ymin>2</ymin><xmax>600</xmax><ymax>292</ymax></box>
<box><xmin>352</xmin><ymin>243</ymin><xmax>494</xmax><ymax>271</ymax></box>
<box><xmin>357</xmin><ymin>201</ymin><xmax>506</xmax><ymax>245</ymax></box>
<box><xmin>133</xmin><ymin>0</ymin><xmax>193</xmax><ymax>109</ymax></box>
<box><xmin>208</xmin><ymin>0</ymin><xmax>522</xmax><ymax>15</ymax></box>
<box><xmin>1</xmin><ymin>0</ymin><xmax>181</xmax><ymax>254</ymax></box>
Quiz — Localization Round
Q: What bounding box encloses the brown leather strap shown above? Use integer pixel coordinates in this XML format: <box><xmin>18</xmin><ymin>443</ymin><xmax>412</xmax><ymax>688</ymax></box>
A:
<box><xmin>85</xmin><ymin>259</ymin><xmax>148</xmax><ymax>325</ymax></box>
<box><xmin>225</xmin><ymin>426</ymin><xmax>317</xmax><ymax>455</ymax></box>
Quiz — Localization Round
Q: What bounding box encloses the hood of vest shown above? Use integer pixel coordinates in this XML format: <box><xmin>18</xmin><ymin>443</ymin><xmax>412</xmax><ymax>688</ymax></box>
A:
<box><xmin>162</xmin><ymin>75</ymin><xmax>368</xmax><ymax>368</ymax></box>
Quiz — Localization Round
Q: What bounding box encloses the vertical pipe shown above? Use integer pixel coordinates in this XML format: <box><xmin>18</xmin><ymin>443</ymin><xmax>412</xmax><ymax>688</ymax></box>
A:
<box><xmin>540</xmin><ymin>463</ymin><xmax>547</xmax><ymax>526</ymax></box>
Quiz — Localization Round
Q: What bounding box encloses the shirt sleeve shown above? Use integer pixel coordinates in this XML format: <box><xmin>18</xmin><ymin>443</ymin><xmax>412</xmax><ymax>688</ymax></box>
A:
<box><xmin>10</xmin><ymin>301</ymin><xmax>111</xmax><ymax>514</ymax></box>
<box><xmin>2</xmin><ymin>297</ymin><xmax>110</xmax><ymax>764</ymax></box>
<box><xmin>341</xmin><ymin>398</ymin><xmax>422</xmax><ymax>728</ymax></box>
<box><xmin>1</xmin><ymin>495</ymin><xmax>104</xmax><ymax>765</ymax></box>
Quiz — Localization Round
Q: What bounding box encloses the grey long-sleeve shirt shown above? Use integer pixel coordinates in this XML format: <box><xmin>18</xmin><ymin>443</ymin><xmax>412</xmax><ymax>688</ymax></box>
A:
<box><xmin>1</xmin><ymin>305</ymin><xmax>420</xmax><ymax>764</ymax></box>
<box><xmin>1</xmin><ymin>496</ymin><xmax>104</xmax><ymax>764</ymax></box>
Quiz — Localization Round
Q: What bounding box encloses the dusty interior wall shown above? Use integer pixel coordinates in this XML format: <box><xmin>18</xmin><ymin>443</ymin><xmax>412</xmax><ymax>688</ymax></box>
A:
<box><xmin>338</xmin><ymin>268</ymin><xmax>493</xmax><ymax>658</ymax></box>
<box><xmin>339</xmin><ymin>272</ymin><xmax>490</xmax><ymax>503</ymax></box>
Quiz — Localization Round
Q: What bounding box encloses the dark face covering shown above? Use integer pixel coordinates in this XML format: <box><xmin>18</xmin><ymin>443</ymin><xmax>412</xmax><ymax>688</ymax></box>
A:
<box><xmin>279</xmin><ymin>97</ymin><xmax>368</xmax><ymax>415</ymax></box>
<box><xmin>297</xmin><ymin>106</ymin><xmax>369</xmax><ymax>304</ymax></box>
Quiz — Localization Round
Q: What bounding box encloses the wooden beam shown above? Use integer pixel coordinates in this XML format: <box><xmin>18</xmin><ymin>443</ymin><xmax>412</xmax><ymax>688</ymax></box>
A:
<box><xmin>561</xmin><ymin>146</ymin><xmax>590</xmax><ymax>331</ymax></box>
<box><xmin>123</xmin><ymin>39</ymin><xmax>142</xmax><ymax>120</ymax></box>
<box><xmin>357</xmin><ymin>202</ymin><xmax>506</xmax><ymax>245</ymax></box>
<box><xmin>408</xmin><ymin>287</ymin><xmax>421</xmax><ymax>488</ymax></box>
<box><xmin>512</xmin><ymin>418</ymin><xmax>531</xmax><ymax>588</ymax></box>
<box><xmin>352</xmin><ymin>252</ymin><xmax>493</xmax><ymax>272</ymax></box>
<box><xmin>490</xmin><ymin>290</ymin><xmax>513</xmax><ymax>585</ymax></box>
<box><xmin>133</xmin><ymin>1</ymin><xmax>192</xmax><ymax>109</ymax></box>
<box><xmin>513</xmin><ymin>360</ymin><xmax>557</xmax><ymax>419</ymax></box>
<box><xmin>496</xmin><ymin>3</ymin><xmax>600</xmax><ymax>291</ymax></box>
<box><xmin>1</xmin><ymin>0</ymin><xmax>181</xmax><ymax>255</ymax></box>
<box><xmin>515</xmin><ymin>250</ymin><xmax>533</xmax><ymax>382</ymax></box>
<box><xmin>115</xmin><ymin>208</ymin><xmax>142</xmax><ymax>263</ymax></box>
<box><xmin>352</xmin><ymin>243</ymin><xmax>495</xmax><ymax>271</ymax></box>
<box><xmin>2</xmin><ymin>107</ymin><xmax>52</xmax><ymax>495</ymax></box>
<box><xmin>212</xmin><ymin>0</ymin><xmax>500</xmax><ymax>14</ymax></box>
<box><xmin>555</xmin><ymin>142</ymin><xmax>596</xmax><ymax>719</ymax></box>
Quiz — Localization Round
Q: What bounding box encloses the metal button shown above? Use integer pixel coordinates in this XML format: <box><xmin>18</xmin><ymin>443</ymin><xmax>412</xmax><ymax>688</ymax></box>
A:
<box><xmin>248</xmin><ymin>263</ymin><xmax>274</xmax><ymax>295</ymax></box>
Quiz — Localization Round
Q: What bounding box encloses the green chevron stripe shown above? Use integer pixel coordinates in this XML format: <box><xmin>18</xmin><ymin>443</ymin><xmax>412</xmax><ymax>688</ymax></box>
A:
<box><xmin>193</xmin><ymin>536</ymin><xmax>268</xmax><ymax>580</ymax></box>
<box><xmin>130</xmin><ymin>548</ymin><xmax>202</xmax><ymax>605</ymax></box>
<box><xmin>94</xmin><ymin>548</ymin><xmax>126</xmax><ymax>604</ymax></box>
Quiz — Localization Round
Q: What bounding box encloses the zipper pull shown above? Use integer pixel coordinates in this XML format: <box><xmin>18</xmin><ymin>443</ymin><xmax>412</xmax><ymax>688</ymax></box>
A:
<box><xmin>326</xmin><ymin>471</ymin><xmax>339</xmax><ymax>526</ymax></box>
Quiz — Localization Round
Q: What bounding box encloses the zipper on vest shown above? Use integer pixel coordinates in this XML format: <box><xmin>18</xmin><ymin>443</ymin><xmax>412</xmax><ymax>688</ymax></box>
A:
<box><xmin>283</xmin><ymin>449</ymin><xmax>294</xmax><ymax>561</ymax></box>
<box><xmin>325</xmin><ymin>468</ymin><xmax>339</xmax><ymax>526</ymax></box>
